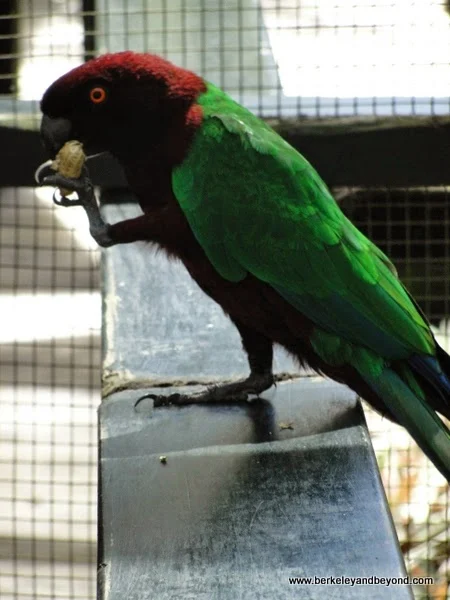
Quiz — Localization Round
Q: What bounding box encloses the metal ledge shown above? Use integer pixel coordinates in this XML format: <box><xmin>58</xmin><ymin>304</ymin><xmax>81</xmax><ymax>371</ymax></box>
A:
<box><xmin>98</xmin><ymin>380</ymin><xmax>411</xmax><ymax>600</ymax></box>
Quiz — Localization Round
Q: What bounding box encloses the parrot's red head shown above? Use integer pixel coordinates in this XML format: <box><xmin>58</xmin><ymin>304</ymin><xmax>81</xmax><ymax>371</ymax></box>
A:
<box><xmin>40</xmin><ymin>51</ymin><xmax>206</xmax><ymax>163</ymax></box>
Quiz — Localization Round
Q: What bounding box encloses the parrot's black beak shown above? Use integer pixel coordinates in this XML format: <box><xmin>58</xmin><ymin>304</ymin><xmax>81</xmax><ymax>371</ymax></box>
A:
<box><xmin>40</xmin><ymin>115</ymin><xmax>73</xmax><ymax>156</ymax></box>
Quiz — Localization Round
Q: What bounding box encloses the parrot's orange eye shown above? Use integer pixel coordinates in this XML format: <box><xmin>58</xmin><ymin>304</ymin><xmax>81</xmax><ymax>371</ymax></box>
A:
<box><xmin>89</xmin><ymin>87</ymin><xmax>107</xmax><ymax>104</ymax></box>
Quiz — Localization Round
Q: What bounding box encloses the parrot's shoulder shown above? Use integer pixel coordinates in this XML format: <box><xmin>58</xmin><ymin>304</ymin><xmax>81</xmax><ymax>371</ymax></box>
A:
<box><xmin>196</xmin><ymin>82</ymin><xmax>297</xmax><ymax>160</ymax></box>
<box><xmin>192</xmin><ymin>82</ymin><xmax>335</xmax><ymax>212</ymax></box>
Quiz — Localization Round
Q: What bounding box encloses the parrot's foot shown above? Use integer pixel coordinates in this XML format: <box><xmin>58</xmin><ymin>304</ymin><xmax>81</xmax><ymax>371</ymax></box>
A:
<box><xmin>42</xmin><ymin>172</ymin><xmax>115</xmax><ymax>247</ymax></box>
<box><xmin>136</xmin><ymin>372</ymin><xmax>275</xmax><ymax>408</ymax></box>
<box><xmin>42</xmin><ymin>171</ymin><xmax>91</xmax><ymax>196</ymax></box>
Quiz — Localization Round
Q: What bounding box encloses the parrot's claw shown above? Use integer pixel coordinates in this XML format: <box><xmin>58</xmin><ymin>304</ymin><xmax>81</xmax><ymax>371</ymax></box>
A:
<box><xmin>134</xmin><ymin>392</ymin><xmax>184</xmax><ymax>409</ymax></box>
<box><xmin>135</xmin><ymin>372</ymin><xmax>274</xmax><ymax>409</ymax></box>
<box><xmin>42</xmin><ymin>170</ymin><xmax>115</xmax><ymax>248</ymax></box>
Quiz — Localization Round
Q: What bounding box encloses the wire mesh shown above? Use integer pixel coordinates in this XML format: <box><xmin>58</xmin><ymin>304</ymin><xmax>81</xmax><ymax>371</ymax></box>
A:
<box><xmin>0</xmin><ymin>1</ymin><xmax>449</xmax><ymax>599</ymax></box>
<box><xmin>0</xmin><ymin>186</ymin><xmax>100</xmax><ymax>599</ymax></box>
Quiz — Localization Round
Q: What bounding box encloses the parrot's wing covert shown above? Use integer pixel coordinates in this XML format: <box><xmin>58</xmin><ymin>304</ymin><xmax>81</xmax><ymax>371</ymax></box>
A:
<box><xmin>172</xmin><ymin>85</ymin><xmax>434</xmax><ymax>365</ymax></box>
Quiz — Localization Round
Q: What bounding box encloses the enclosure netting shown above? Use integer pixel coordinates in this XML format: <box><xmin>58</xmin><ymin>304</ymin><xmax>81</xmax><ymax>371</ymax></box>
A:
<box><xmin>0</xmin><ymin>1</ymin><xmax>449</xmax><ymax>599</ymax></box>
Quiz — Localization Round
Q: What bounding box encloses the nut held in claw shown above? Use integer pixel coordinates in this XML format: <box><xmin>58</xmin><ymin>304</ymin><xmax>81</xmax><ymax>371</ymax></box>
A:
<box><xmin>51</xmin><ymin>140</ymin><xmax>86</xmax><ymax>196</ymax></box>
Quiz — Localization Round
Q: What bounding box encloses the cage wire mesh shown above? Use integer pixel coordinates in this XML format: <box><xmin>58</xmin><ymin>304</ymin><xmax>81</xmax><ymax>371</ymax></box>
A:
<box><xmin>0</xmin><ymin>188</ymin><xmax>100</xmax><ymax>600</ymax></box>
<box><xmin>0</xmin><ymin>1</ymin><xmax>449</xmax><ymax>599</ymax></box>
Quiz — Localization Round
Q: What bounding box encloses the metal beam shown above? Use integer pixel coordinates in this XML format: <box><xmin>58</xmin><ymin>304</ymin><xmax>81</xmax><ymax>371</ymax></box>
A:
<box><xmin>2</xmin><ymin>116</ymin><xmax>450</xmax><ymax>189</ymax></box>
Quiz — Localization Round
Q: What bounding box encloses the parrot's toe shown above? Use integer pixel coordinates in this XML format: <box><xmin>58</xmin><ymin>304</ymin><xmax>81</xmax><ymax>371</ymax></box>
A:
<box><xmin>42</xmin><ymin>173</ymin><xmax>90</xmax><ymax>194</ymax></box>
<box><xmin>134</xmin><ymin>372</ymin><xmax>274</xmax><ymax>409</ymax></box>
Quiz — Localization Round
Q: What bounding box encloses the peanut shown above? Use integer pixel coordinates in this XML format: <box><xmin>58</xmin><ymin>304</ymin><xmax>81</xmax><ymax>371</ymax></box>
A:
<box><xmin>51</xmin><ymin>140</ymin><xmax>85</xmax><ymax>196</ymax></box>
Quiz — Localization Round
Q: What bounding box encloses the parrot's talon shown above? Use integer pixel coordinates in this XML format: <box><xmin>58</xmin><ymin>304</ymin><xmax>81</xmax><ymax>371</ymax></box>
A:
<box><xmin>34</xmin><ymin>159</ymin><xmax>54</xmax><ymax>184</ymax></box>
<box><xmin>134</xmin><ymin>394</ymin><xmax>156</xmax><ymax>410</ymax></box>
<box><xmin>134</xmin><ymin>392</ymin><xmax>183</xmax><ymax>410</ymax></box>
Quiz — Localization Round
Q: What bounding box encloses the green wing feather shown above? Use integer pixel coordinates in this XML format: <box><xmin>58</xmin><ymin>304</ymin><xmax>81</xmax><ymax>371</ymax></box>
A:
<box><xmin>172</xmin><ymin>82</ymin><xmax>450</xmax><ymax>478</ymax></box>
<box><xmin>173</xmin><ymin>83</ymin><xmax>433</xmax><ymax>363</ymax></box>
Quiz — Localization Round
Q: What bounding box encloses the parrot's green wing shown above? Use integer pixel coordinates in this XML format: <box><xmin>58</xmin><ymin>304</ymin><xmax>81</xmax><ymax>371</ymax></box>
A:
<box><xmin>173</xmin><ymin>83</ymin><xmax>434</xmax><ymax>366</ymax></box>
<box><xmin>172</xmin><ymin>83</ymin><xmax>450</xmax><ymax>477</ymax></box>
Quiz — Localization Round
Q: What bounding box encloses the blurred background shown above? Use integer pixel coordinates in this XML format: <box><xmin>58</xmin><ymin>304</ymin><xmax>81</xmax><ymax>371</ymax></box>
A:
<box><xmin>0</xmin><ymin>1</ymin><xmax>449</xmax><ymax>599</ymax></box>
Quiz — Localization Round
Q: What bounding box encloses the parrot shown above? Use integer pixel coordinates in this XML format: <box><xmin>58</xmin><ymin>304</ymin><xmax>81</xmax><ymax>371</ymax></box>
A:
<box><xmin>38</xmin><ymin>51</ymin><xmax>450</xmax><ymax>480</ymax></box>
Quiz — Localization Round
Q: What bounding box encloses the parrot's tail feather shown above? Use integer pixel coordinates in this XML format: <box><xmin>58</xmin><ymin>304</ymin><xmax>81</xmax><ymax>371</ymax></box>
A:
<box><xmin>365</xmin><ymin>368</ymin><xmax>450</xmax><ymax>481</ymax></box>
<box><xmin>435</xmin><ymin>343</ymin><xmax>450</xmax><ymax>415</ymax></box>
<box><xmin>436</xmin><ymin>342</ymin><xmax>450</xmax><ymax>376</ymax></box>
<box><xmin>408</xmin><ymin>352</ymin><xmax>450</xmax><ymax>420</ymax></box>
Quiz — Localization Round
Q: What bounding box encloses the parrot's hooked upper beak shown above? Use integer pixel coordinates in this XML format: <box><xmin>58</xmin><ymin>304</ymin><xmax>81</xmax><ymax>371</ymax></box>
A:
<box><xmin>40</xmin><ymin>114</ymin><xmax>73</xmax><ymax>156</ymax></box>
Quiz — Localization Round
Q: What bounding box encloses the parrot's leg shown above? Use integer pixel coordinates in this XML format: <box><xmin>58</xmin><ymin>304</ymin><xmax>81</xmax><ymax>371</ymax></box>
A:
<box><xmin>137</xmin><ymin>323</ymin><xmax>275</xmax><ymax>407</ymax></box>
<box><xmin>42</xmin><ymin>172</ymin><xmax>116</xmax><ymax>247</ymax></box>
<box><xmin>42</xmin><ymin>172</ymin><xmax>160</xmax><ymax>248</ymax></box>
